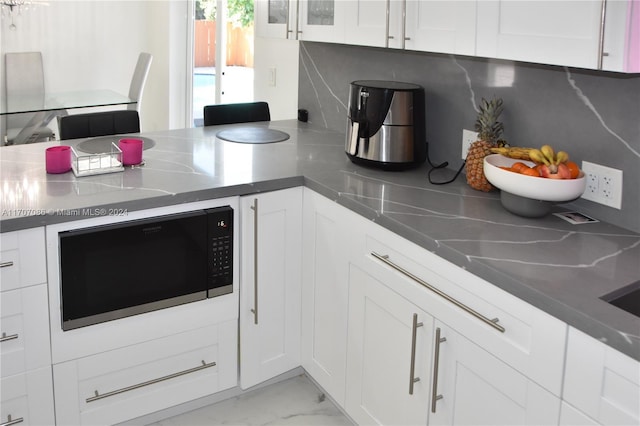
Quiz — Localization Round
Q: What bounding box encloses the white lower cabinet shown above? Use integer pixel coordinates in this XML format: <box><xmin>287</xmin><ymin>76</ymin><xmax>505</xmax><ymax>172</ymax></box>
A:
<box><xmin>345</xmin><ymin>264</ymin><xmax>433</xmax><ymax>425</ymax></box>
<box><xmin>563</xmin><ymin>327</ymin><xmax>640</xmax><ymax>426</ymax></box>
<box><xmin>1</xmin><ymin>366</ymin><xmax>55</xmax><ymax>426</ymax></box>
<box><xmin>53</xmin><ymin>322</ymin><xmax>237</xmax><ymax>425</ymax></box>
<box><xmin>429</xmin><ymin>320</ymin><xmax>561</xmax><ymax>425</ymax></box>
<box><xmin>239</xmin><ymin>188</ymin><xmax>303</xmax><ymax>389</ymax></box>
<box><xmin>300</xmin><ymin>188</ymin><xmax>357</xmax><ymax>406</ymax></box>
<box><xmin>559</xmin><ymin>402</ymin><xmax>600</xmax><ymax>426</ymax></box>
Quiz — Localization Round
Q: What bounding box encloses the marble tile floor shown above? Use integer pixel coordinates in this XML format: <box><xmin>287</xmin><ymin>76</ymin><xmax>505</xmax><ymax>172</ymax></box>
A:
<box><xmin>146</xmin><ymin>374</ymin><xmax>353</xmax><ymax>426</ymax></box>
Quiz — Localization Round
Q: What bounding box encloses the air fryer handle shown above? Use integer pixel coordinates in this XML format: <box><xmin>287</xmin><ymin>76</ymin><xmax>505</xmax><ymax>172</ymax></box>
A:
<box><xmin>347</xmin><ymin>120</ymin><xmax>360</xmax><ymax>155</ymax></box>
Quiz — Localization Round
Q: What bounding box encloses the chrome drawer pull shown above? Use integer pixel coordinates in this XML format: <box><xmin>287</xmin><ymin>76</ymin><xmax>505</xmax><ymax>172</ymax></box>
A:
<box><xmin>371</xmin><ymin>252</ymin><xmax>505</xmax><ymax>333</ymax></box>
<box><xmin>250</xmin><ymin>198</ymin><xmax>259</xmax><ymax>325</ymax></box>
<box><xmin>0</xmin><ymin>332</ymin><xmax>19</xmax><ymax>343</ymax></box>
<box><xmin>1</xmin><ymin>415</ymin><xmax>24</xmax><ymax>426</ymax></box>
<box><xmin>0</xmin><ymin>261</ymin><xmax>14</xmax><ymax>268</ymax></box>
<box><xmin>408</xmin><ymin>313</ymin><xmax>423</xmax><ymax>395</ymax></box>
<box><xmin>86</xmin><ymin>360</ymin><xmax>216</xmax><ymax>403</ymax></box>
<box><xmin>431</xmin><ymin>327</ymin><xmax>446</xmax><ymax>413</ymax></box>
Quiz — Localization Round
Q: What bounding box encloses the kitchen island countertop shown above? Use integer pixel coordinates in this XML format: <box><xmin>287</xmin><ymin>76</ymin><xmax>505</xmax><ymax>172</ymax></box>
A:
<box><xmin>1</xmin><ymin>120</ymin><xmax>639</xmax><ymax>361</ymax></box>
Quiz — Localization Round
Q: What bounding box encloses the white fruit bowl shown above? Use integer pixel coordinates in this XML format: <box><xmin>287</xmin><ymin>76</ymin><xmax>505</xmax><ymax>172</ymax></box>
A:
<box><xmin>484</xmin><ymin>154</ymin><xmax>586</xmax><ymax>202</ymax></box>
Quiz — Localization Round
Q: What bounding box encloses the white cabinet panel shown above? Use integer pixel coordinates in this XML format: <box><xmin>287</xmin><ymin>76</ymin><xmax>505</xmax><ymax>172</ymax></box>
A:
<box><xmin>256</xmin><ymin>0</ymin><xmax>298</xmax><ymax>39</ymax></box>
<box><xmin>1</xmin><ymin>367</ymin><xmax>55</xmax><ymax>426</ymax></box>
<box><xmin>563</xmin><ymin>327</ymin><xmax>640</xmax><ymax>426</ymax></box>
<box><xmin>345</xmin><ymin>263</ymin><xmax>433</xmax><ymax>425</ymax></box>
<box><xmin>430</xmin><ymin>321</ymin><xmax>561</xmax><ymax>425</ymax></box>
<box><xmin>298</xmin><ymin>0</ymin><xmax>346</xmax><ymax>42</ymax></box>
<box><xmin>240</xmin><ymin>188</ymin><xmax>302</xmax><ymax>389</ymax></box>
<box><xmin>1</xmin><ymin>284</ymin><xmax>51</xmax><ymax>378</ymax></box>
<box><xmin>0</xmin><ymin>227</ymin><xmax>46</xmax><ymax>292</ymax></box>
<box><xmin>406</xmin><ymin>0</ymin><xmax>477</xmax><ymax>55</ymax></box>
<box><xmin>301</xmin><ymin>188</ymin><xmax>359</xmax><ymax>406</ymax></box>
<box><xmin>560</xmin><ymin>402</ymin><xmax>600</xmax><ymax>426</ymax></box>
<box><xmin>53</xmin><ymin>322</ymin><xmax>237</xmax><ymax>426</ymax></box>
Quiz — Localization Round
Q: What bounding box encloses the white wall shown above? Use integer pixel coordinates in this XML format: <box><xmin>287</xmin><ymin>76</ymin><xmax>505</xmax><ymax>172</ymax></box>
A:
<box><xmin>0</xmin><ymin>0</ymin><xmax>188</xmax><ymax>133</ymax></box>
<box><xmin>253</xmin><ymin>37</ymin><xmax>299</xmax><ymax>121</ymax></box>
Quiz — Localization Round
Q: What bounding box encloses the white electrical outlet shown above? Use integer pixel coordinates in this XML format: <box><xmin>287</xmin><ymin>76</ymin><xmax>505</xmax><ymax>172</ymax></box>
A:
<box><xmin>461</xmin><ymin>129</ymin><xmax>478</xmax><ymax>160</ymax></box>
<box><xmin>581</xmin><ymin>161</ymin><xmax>623</xmax><ymax>209</ymax></box>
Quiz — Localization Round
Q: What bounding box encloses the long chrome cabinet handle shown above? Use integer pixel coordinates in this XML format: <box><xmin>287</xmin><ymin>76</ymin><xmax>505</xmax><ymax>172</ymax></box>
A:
<box><xmin>431</xmin><ymin>327</ymin><xmax>446</xmax><ymax>413</ymax></box>
<box><xmin>295</xmin><ymin>0</ymin><xmax>301</xmax><ymax>39</ymax></box>
<box><xmin>86</xmin><ymin>360</ymin><xmax>216</xmax><ymax>403</ymax></box>
<box><xmin>401</xmin><ymin>0</ymin><xmax>407</xmax><ymax>49</ymax></box>
<box><xmin>408</xmin><ymin>313</ymin><xmax>423</xmax><ymax>395</ymax></box>
<box><xmin>0</xmin><ymin>415</ymin><xmax>24</xmax><ymax>426</ymax></box>
<box><xmin>285</xmin><ymin>0</ymin><xmax>292</xmax><ymax>38</ymax></box>
<box><xmin>371</xmin><ymin>252</ymin><xmax>505</xmax><ymax>333</ymax></box>
<box><xmin>0</xmin><ymin>332</ymin><xmax>19</xmax><ymax>343</ymax></box>
<box><xmin>385</xmin><ymin>0</ymin><xmax>391</xmax><ymax>47</ymax></box>
<box><xmin>250</xmin><ymin>198</ymin><xmax>259</xmax><ymax>324</ymax></box>
<box><xmin>0</xmin><ymin>261</ymin><xmax>14</xmax><ymax>268</ymax></box>
<box><xmin>597</xmin><ymin>0</ymin><xmax>608</xmax><ymax>69</ymax></box>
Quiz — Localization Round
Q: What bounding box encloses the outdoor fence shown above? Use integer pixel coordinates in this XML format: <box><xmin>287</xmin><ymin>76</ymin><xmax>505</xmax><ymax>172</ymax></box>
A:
<box><xmin>195</xmin><ymin>20</ymin><xmax>254</xmax><ymax>68</ymax></box>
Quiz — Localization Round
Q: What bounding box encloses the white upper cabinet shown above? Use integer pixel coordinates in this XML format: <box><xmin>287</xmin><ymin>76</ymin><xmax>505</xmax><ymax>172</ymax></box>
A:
<box><xmin>256</xmin><ymin>0</ymin><xmax>345</xmax><ymax>43</ymax></box>
<box><xmin>298</xmin><ymin>0</ymin><xmax>346</xmax><ymax>42</ymax></box>
<box><xmin>476</xmin><ymin>0</ymin><xmax>640</xmax><ymax>72</ymax></box>
<box><xmin>405</xmin><ymin>0</ymin><xmax>477</xmax><ymax>55</ymax></box>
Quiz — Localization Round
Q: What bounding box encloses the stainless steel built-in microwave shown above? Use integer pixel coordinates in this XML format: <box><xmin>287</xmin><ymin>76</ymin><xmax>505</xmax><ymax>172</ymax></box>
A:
<box><xmin>58</xmin><ymin>206</ymin><xmax>233</xmax><ymax>331</ymax></box>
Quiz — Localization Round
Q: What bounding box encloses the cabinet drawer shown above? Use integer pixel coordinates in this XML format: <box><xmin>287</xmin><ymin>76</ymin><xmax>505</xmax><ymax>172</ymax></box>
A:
<box><xmin>0</xmin><ymin>228</ymin><xmax>46</xmax><ymax>292</ymax></box>
<box><xmin>1</xmin><ymin>284</ymin><xmax>51</xmax><ymax>378</ymax></box>
<box><xmin>53</xmin><ymin>321</ymin><xmax>237</xmax><ymax>425</ymax></box>
<box><xmin>1</xmin><ymin>367</ymin><xmax>55</xmax><ymax>426</ymax></box>
<box><xmin>360</xmin><ymin>223</ymin><xmax>566</xmax><ymax>396</ymax></box>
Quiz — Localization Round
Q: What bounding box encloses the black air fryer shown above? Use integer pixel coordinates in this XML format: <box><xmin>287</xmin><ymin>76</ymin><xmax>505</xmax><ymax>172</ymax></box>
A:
<box><xmin>345</xmin><ymin>80</ymin><xmax>426</xmax><ymax>170</ymax></box>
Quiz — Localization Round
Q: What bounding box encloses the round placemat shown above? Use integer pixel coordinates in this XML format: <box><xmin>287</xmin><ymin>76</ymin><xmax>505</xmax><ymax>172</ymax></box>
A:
<box><xmin>76</xmin><ymin>136</ymin><xmax>155</xmax><ymax>154</ymax></box>
<box><xmin>215</xmin><ymin>127</ymin><xmax>290</xmax><ymax>144</ymax></box>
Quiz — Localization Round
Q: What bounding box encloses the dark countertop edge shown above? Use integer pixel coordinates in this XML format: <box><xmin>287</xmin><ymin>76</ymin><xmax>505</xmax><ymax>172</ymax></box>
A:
<box><xmin>1</xmin><ymin>173</ymin><xmax>638</xmax><ymax>362</ymax></box>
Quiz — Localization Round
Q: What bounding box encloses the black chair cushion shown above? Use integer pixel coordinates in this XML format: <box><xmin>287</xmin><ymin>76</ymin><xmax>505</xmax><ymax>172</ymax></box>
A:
<box><xmin>203</xmin><ymin>102</ymin><xmax>270</xmax><ymax>126</ymax></box>
<box><xmin>59</xmin><ymin>110</ymin><xmax>140</xmax><ymax>140</ymax></box>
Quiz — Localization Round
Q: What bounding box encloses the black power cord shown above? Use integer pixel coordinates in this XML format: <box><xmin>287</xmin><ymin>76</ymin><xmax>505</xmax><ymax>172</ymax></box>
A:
<box><xmin>426</xmin><ymin>142</ymin><xmax>466</xmax><ymax>185</ymax></box>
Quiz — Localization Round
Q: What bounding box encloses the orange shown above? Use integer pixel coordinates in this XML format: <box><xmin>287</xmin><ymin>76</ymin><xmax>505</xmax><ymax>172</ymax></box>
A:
<box><xmin>566</xmin><ymin>161</ymin><xmax>580</xmax><ymax>179</ymax></box>
<box><xmin>521</xmin><ymin>167</ymin><xmax>540</xmax><ymax>177</ymax></box>
<box><xmin>511</xmin><ymin>162</ymin><xmax>529</xmax><ymax>173</ymax></box>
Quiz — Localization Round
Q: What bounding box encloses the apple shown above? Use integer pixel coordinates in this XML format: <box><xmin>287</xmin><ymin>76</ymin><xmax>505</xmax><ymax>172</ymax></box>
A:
<box><xmin>539</xmin><ymin>163</ymin><xmax>571</xmax><ymax>179</ymax></box>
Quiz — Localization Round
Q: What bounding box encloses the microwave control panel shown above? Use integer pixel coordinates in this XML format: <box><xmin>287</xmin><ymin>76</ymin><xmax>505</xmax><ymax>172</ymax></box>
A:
<box><xmin>207</xmin><ymin>206</ymin><xmax>233</xmax><ymax>291</ymax></box>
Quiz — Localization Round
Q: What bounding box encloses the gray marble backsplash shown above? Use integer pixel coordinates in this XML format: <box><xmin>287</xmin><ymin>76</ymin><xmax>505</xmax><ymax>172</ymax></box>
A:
<box><xmin>297</xmin><ymin>41</ymin><xmax>640</xmax><ymax>233</ymax></box>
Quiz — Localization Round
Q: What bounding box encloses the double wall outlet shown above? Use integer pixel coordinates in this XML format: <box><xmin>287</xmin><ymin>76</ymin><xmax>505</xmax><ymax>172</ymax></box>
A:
<box><xmin>581</xmin><ymin>161</ymin><xmax>623</xmax><ymax>209</ymax></box>
<box><xmin>461</xmin><ymin>129</ymin><xmax>478</xmax><ymax>160</ymax></box>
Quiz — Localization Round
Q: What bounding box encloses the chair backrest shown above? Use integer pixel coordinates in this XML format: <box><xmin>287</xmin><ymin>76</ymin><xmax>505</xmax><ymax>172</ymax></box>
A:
<box><xmin>203</xmin><ymin>102</ymin><xmax>271</xmax><ymax>126</ymax></box>
<box><xmin>59</xmin><ymin>110</ymin><xmax>140</xmax><ymax>140</ymax></box>
<box><xmin>127</xmin><ymin>52</ymin><xmax>153</xmax><ymax>112</ymax></box>
<box><xmin>5</xmin><ymin>52</ymin><xmax>46</xmax><ymax>129</ymax></box>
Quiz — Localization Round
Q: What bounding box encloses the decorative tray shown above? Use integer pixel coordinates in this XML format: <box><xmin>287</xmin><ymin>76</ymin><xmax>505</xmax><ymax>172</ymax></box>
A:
<box><xmin>71</xmin><ymin>143</ymin><xmax>124</xmax><ymax>177</ymax></box>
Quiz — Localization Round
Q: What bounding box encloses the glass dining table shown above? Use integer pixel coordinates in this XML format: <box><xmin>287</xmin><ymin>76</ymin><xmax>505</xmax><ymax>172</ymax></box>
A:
<box><xmin>1</xmin><ymin>89</ymin><xmax>136</xmax><ymax>146</ymax></box>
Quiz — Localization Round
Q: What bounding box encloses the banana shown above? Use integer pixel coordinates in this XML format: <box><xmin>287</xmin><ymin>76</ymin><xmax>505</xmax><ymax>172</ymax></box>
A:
<box><xmin>528</xmin><ymin>148</ymin><xmax>550</xmax><ymax>166</ymax></box>
<box><xmin>489</xmin><ymin>146</ymin><xmax>536</xmax><ymax>161</ymax></box>
<box><xmin>555</xmin><ymin>150</ymin><xmax>569</xmax><ymax>164</ymax></box>
<box><xmin>540</xmin><ymin>145</ymin><xmax>556</xmax><ymax>165</ymax></box>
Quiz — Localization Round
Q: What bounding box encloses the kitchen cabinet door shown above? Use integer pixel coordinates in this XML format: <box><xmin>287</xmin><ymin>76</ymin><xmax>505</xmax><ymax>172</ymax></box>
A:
<box><xmin>429</xmin><ymin>321</ymin><xmax>561</xmax><ymax>426</ymax></box>
<box><xmin>255</xmin><ymin>0</ymin><xmax>298</xmax><ymax>39</ymax></box>
<box><xmin>301</xmin><ymin>188</ymin><xmax>360</xmax><ymax>406</ymax></box>
<box><xmin>406</xmin><ymin>0</ymin><xmax>477</xmax><ymax>55</ymax></box>
<box><xmin>298</xmin><ymin>0</ymin><xmax>346</xmax><ymax>43</ymax></box>
<box><xmin>476</xmin><ymin>0</ymin><xmax>639</xmax><ymax>71</ymax></box>
<box><xmin>563</xmin><ymin>327</ymin><xmax>640</xmax><ymax>425</ymax></box>
<box><xmin>343</xmin><ymin>0</ymin><xmax>394</xmax><ymax>48</ymax></box>
<box><xmin>239</xmin><ymin>187</ymin><xmax>303</xmax><ymax>389</ymax></box>
<box><xmin>345</xmin><ymin>263</ymin><xmax>433</xmax><ymax>425</ymax></box>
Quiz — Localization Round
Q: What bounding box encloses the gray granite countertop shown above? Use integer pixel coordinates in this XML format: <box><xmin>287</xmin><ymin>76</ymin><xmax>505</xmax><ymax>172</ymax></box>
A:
<box><xmin>1</xmin><ymin>120</ymin><xmax>639</xmax><ymax>361</ymax></box>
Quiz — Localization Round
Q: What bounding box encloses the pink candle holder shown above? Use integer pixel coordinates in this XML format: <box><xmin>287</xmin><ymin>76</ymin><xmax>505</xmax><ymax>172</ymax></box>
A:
<box><xmin>45</xmin><ymin>145</ymin><xmax>72</xmax><ymax>174</ymax></box>
<box><xmin>118</xmin><ymin>138</ymin><xmax>144</xmax><ymax>166</ymax></box>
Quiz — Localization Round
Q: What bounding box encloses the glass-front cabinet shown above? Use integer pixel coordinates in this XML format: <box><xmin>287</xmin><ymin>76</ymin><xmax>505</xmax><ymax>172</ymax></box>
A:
<box><xmin>255</xmin><ymin>0</ymin><xmax>344</xmax><ymax>43</ymax></box>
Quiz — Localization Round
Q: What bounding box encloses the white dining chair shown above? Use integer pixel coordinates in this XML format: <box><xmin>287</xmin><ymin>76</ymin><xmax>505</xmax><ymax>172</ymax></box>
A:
<box><xmin>127</xmin><ymin>52</ymin><xmax>153</xmax><ymax>112</ymax></box>
<box><xmin>4</xmin><ymin>51</ymin><xmax>55</xmax><ymax>145</ymax></box>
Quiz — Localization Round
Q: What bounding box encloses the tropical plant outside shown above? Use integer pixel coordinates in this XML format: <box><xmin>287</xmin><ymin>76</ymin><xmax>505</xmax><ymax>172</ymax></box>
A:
<box><xmin>196</xmin><ymin>0</ymin><xmax>254</xmax><ymax>28</ymax></box>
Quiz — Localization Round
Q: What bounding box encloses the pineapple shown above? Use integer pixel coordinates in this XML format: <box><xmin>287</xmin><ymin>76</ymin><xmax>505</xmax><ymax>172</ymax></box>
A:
<box><xmin>465</xmin><ymin>97</ymin><xmax>505</xmax><ymax>192</ymax></box>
